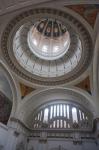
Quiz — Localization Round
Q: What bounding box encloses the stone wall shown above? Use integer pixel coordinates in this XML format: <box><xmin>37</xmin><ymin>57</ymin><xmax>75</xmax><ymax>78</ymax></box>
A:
<box><xmin>0</xmin><ymin>122</ymin><xmax>99</xmax><ymax>150</ymax></box>
<box><xmin>27</xmin><ymin>137</ymin><xmax>99</xmax><ymax>150</ymax></box>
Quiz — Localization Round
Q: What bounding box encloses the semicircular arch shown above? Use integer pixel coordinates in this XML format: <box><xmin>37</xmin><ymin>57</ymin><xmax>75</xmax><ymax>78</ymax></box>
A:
<box><xmin>17</xmin><ymin>87</ymin><xmax>96</xmax><ymax>128</ymax></box>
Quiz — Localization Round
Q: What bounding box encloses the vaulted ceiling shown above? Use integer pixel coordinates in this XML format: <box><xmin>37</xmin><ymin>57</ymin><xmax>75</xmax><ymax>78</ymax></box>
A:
<box><xmin>0</xmin><ymin>0</ymin><xmax>99</xmax><ymax>98</ymax></box>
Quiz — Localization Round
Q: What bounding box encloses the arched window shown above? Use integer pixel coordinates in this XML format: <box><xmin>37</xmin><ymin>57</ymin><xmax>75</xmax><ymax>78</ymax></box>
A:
<box><xmin>32</xmin><ymin>101</ymin><xmax>93</xmax><ymax>130</ymax></box>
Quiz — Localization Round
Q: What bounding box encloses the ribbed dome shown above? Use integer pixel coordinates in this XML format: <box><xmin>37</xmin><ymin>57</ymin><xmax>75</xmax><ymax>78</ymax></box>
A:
<box><xmin>13</xmin><ymin>22</ymin><xmax>82</xmax><ymax>78</ymax></box>
<box><xmin>36</xmin><ymin>18</ymin><xmax>67</xmax><ymax>38</ymax></box>
<box><xmin>1</xmin><ymin>8</ymin><xmax>93</xmax><ymax>86</ymax></box>
<box><xmin>28</xmin><ymin>18</ymin><xmax>70</xmax><ymax>60</ymax></box>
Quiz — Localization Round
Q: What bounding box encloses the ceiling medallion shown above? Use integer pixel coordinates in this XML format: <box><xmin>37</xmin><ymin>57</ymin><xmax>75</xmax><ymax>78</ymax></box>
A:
<box><xmin>1</xmin><ymin>8</ymin><xmax>93</xmax><ymax>86</ymax></box>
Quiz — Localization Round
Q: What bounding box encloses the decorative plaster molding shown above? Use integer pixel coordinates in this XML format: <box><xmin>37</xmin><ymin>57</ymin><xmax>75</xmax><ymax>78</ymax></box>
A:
<box><xmin>1</xmin><ymin>8</ymin><xmax>93</xmax><ymax>86</ymax></box>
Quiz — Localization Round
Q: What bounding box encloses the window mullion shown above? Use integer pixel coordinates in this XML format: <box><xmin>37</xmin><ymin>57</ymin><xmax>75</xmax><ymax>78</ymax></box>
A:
<box><xmin>69</xmin><ymin>105</ymin><xmax>72</xmax><ymax>128</ymax></box>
